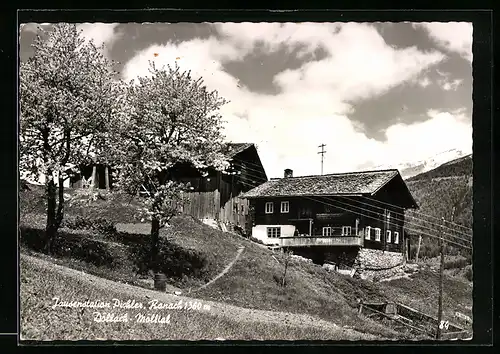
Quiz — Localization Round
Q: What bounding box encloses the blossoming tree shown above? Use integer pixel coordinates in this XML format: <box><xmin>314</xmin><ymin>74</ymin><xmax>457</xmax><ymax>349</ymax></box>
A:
<box><xmin>19</xmin><ymin>23</ymin><xmax>124</xmax><ymax>252</ymax></box>
<box><xmin>112</xmin><ymin>61</ymin><xmax>229</xmax><ymax>272</ymax></box>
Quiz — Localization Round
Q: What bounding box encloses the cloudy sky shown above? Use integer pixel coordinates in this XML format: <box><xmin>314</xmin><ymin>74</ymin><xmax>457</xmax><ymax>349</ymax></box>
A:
<box><xmin>19</xmin><ymin>22</ymin><xmax>473</xmax><ymax>179</ymax></box>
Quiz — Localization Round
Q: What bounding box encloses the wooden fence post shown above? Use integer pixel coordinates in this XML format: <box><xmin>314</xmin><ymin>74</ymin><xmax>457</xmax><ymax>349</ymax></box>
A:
<box><xmin>436</xmin><ymin>217</ymin><xmax>446</xmax><ymax>339</ymax></box>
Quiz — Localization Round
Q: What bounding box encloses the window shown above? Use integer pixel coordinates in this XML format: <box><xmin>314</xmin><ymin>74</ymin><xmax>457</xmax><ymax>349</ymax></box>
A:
<box><xmin>322</xmin><ymin>227</ymin><xmax>333</xmax><ymax>236</ymax></box>
<box><xmin>265</xmin><ymin>202</ymin><xmax>274</xmax><ymax>214</ymax></box>
<box><xmin>374</xmin><ymin>228</ymin><xmax>381</xmax><ymax>241</ymax></box>
<box><xmin>267</xmin><ymin>227</ymin><xmax>281</xmax><ymax>238</ymax></box>
<box><xmin>365</xmin><ymin>226</ymin><xmax>371</xmax><ymax>240</ymax></box>
<box><xmin>281</xmin><ymin>201</ymin><xmax>290</xmax><ymax>213</ymax></box>
<box><xmin>386</xmin><ymin>230</ymin><xmax>392</xmax><ymax>243</ymax></box>
<box><xmin>342</xmin><ymin>226</ymin><xmax>352</xmax><ymax>236</ymax></box>
<box><xmin>394</xmin><ymin>231</ymin><xmax>399</xmax><ymax>244</ymax></box>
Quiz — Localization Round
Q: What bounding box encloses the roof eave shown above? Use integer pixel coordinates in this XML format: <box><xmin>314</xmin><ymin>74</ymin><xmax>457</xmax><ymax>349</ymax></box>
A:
<box><xmin>370</xmin><ymin>170</ymin><xmax>420</xmax><ymax>210</ymax></box>
<box><xmin>369</xmin><ymin>170</ymin><xmax>399</xmax><ymax>196</ymax></box>
<box><xmin>242</xmin><ymin>193</ymin><xmax>365</xmax><ymax>199</ymax></box>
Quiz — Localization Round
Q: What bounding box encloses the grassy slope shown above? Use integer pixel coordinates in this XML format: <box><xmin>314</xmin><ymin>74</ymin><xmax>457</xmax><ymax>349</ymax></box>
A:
<box><xmin>21</xmin><ymin>255</ymin><xmax>373</xmax><ymax>341</ymax></box>
<box><xmin>19</xmin><ymin>183</ymin><xmax>472</xmax><ymax>340</ymax></box>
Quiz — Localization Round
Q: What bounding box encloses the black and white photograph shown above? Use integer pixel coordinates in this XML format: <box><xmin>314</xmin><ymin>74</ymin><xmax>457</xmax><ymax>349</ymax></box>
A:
<box><xmin>18</xmin><ymin>18</ymin><xmax>476</xmax><ymax>341</ymax></box>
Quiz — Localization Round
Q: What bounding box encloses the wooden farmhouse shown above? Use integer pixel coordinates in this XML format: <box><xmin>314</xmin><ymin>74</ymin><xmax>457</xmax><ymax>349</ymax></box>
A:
<box><xmin>69</xmin><ymin>143</ymin><xmax>268</xmax><ymax>227</ymax></box>
<box><xmin>241</xmin><ymin>168</ymin><xmax>418</xmax><ymax>255</ymax></box>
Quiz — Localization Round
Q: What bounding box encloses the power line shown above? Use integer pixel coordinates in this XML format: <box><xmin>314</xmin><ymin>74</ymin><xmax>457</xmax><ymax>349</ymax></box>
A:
<box><xmin>361</xmin><ymin>194</ymin><xmax>472</xmax><ymax>232</ymax></box>
<box><xmin>304</xmin><ymin>195</ymin><xmax>471</xmax><ymax>250</ymax></box>
<box><xmin>337</xmin><ymin>195</ymin><xmax>472</xmax><ymax>240</ymax></box>
<box><xmin>321</xmin><ymin>195</ymin><xmax>472</xmax><ymax>245</ymax></box>
<box><xmin>313</xmin><ymin>197</ymin><xmax>470</xmax><ymax>249</ymax></box>
<box><xmin>231</xmin><ymin>156</ymin><xmax>472</xmax><ymax>232</ymax></box>
<box><xmin>237</xmin><ymin>169</ymin><xmax>472</xmax><ymax>243</ymax></box>
<box><xmin>235</xmin><ymin>166</ymin><xmax>472</xmax><ymax>244</ymax></box>
<box><xmin>236</xmin><ymin>179</ymin><xmax>471</xmax><ymax>250</ymax></box>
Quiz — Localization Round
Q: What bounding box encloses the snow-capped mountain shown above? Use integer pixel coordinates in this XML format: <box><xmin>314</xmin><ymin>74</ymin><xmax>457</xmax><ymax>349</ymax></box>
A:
<box><xmin>375</xmin><ymin>148</ymin><xmax>471</xmax><ymax>179</ymax></box>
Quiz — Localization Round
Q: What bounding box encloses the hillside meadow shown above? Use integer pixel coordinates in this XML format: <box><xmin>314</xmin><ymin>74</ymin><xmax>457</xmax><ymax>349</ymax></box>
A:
<box><xmin>19</xmin><ymin>182</ymin><xmax>472</xmax><ymax>340</ymax></box>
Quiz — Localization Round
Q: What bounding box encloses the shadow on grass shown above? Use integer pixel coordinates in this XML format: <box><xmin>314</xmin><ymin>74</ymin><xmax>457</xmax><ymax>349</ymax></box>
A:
<box><xmin>19</xmin><ymin>226</ymin><xmax>209</xmax><ymax>285</ymax></box>
<box><xmin>20</xmin><ymin>227</ymin><xmax>115</xmax><ymax>268</ymax></box>
<box><xmin>128</xmin><ymin>238</ymin><xmax>208</xmax><ymax>280</ymax></box>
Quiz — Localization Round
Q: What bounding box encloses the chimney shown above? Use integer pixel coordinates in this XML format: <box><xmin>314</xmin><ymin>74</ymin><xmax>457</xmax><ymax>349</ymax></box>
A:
<box><xmin>284</xmin><ymin>169</ymin><xmax>293</xmax><ymax>178</ymax></box>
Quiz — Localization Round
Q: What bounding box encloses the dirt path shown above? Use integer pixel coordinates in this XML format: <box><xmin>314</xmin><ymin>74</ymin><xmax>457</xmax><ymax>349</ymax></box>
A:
<box><xmin>21</xmin><ymin>253</ymin><xmax>379</xmax><ymax>340</ymax></box>
<box><xmin>190</xmin><ymin>246</ymin><xmax>245</xmax><ymax>293</ymax></box>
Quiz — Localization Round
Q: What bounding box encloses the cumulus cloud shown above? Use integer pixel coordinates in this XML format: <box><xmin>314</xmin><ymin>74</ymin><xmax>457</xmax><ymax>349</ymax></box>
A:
<box><xmin>77</xmin><ymin>23</ymin><xmax>119</xmax><ymax>48</ymax></box>
<box><xmin>383</xmin><ymin>109</ymin><xmax>472</xmax><ymax>165</ymax></box>
<box><xmin>19</xmin><ymin>23</ymin><xmax>51</xmax><ymax>33</ymax></box>
<box><xmin>20</xmin><ymin>22</ymin><xmax>118</xmax><ymax>54</ymax></box>
<box><xmin>122</xmin><ymin>22</ymin><xmax>469</xmax><ymax>179</ymax></box>
<box><xmin>214</xmin><ymin>22</ymin><xmax>342</xmax><ymax>58</ymax></box>
<box><xmin>414</xmin><ymin>22</ymin><xmax>473</xmax><ymax>63</ymax></box>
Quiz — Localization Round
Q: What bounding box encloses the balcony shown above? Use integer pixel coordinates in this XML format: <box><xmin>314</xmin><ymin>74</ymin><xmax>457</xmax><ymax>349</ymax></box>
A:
<box><xmin>279</xmin><ymin>235</ymin><xmax>364</xmax><ymax>247</ymax></box>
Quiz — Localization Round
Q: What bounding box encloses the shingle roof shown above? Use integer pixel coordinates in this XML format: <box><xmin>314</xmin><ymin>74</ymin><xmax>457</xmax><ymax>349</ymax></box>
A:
<box><xmin>241</xmin><ymin>169</ymin><xmax>400</xmax><ymax>198</ymax></box>
<box><xmin>224</xmin><ymin>143</ymin><xmax>254</xmax><ymax>158</ymax></box>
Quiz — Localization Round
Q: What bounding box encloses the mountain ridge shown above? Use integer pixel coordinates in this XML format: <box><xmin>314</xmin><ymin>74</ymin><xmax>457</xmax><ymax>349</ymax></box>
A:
<box><xmin>404</xmin><ymin>152</ymin><xmax>472</xmax><ymax>259</ymax></box>
<box><xmin>373</xmin><ymin>148</ymin><xmax>470</xmax><ymax>179</ymax></box>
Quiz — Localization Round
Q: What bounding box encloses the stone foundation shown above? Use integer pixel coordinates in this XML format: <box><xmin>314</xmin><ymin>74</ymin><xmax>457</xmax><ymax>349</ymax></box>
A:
<box><xmin>353</xmin><ymin>249</ymin><xmax>406</xmax><ymax>281</ymax></box>
<box><xmin>355</xmin><ymin>249</ymin><xmax>405</xmax><ymax>270</ymax></box>
<box><xmin>294</xmin><ymin>247</ymin><xmax>406</xmax><ymax>281</ymax></box>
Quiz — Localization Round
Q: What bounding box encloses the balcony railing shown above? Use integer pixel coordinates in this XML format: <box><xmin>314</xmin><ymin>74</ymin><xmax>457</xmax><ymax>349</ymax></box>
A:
<box><xmin>279</xmin><ymin>235</ymin><xmax>364</xmax><ymax>247</ymax></box>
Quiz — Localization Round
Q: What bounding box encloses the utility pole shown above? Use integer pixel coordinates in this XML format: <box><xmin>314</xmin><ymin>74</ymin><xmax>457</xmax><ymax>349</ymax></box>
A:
<box><xmin>416</xmin><ymin>235</ymin><xmax>422</xmax><ymax>262</ymax></box>
<box><xmin>436</xmin><ymin>207</ymin><xmax>455</xmax><ymax>340</ymax></box>
<box><xmin>318</xmin><ymin>144</ymin><xmax>326</xmax><ymax>175</ymax></box>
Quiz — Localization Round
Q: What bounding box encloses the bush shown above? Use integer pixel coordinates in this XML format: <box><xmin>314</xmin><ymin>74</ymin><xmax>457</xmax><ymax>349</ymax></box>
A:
<box><xmin>444</xmin><ymin>257</ymin><xmax>469</xmax><ymax>270</ymax></box>
<box><xmin>63</xmin><ymin>215</ymin><xmax>117</xmax><ymax>238</ymax></box>
<box><xmin>19</xmin><ymin>226</ymin><xmax>116</xmax><ymax>268</ymax></box>
<box><xmin>128</xmin><ymin>237</ymin><xmax>208</xmax><ymax>284</ymax></box>
<box><xmin>250</xmin><ymin>237</ymin><xmax>264</xmax><ymax>245</ymax></box>
<box><xmin>113</xmin><ymin>231</ymin><xmax>149</xmax><ymax>246</ymax></box>
<box><xmin>20</xmin><ymin>227</ymin><xmax>46</xmax><ymax>251</ymax></box>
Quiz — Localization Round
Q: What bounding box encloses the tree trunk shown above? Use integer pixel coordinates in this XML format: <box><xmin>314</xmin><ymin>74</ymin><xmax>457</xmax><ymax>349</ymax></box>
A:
<box><xmin>104</xmin><ymin>166</ymin><xmax>110</xmax><ymax>190</ymax></box>
<box><xmin>44</xmin><ymin>175</ymin><xmax>66</xmax><ymax>254</ymax></box>
<box><xmin>55</xmin><ymin>176</ymin><xmax>65</xmax><ymax>227</ymax></box>
<box><xmin>150</xmin><ymin>217</ymin><xmax>161</xmax><ymax>272</ymax></box>
<box><xmin>45</xmin><ymin>175</ymin><xmax>57</xmax><ymax>254</ymax></box>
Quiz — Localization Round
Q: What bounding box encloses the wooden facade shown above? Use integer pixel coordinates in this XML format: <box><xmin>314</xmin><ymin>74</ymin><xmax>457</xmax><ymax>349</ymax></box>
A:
<box><xmin>251</xmin><ymin>194</ymin><xmax>405</xmax><ymax>252</ymax></box>
<box><xmin>180</xmin><ymin>190</ymin><xmax>249</xmax><ymax>227</ymax></box>
<box><xmin>69</xmin><ymin>163</ymin><xmax>112</xmax><ymax>190</ymax></box>
<box><xmin>170</xmin><ymin>143</ymin><xmax>267</xmax><ymax>227</ymax></box>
